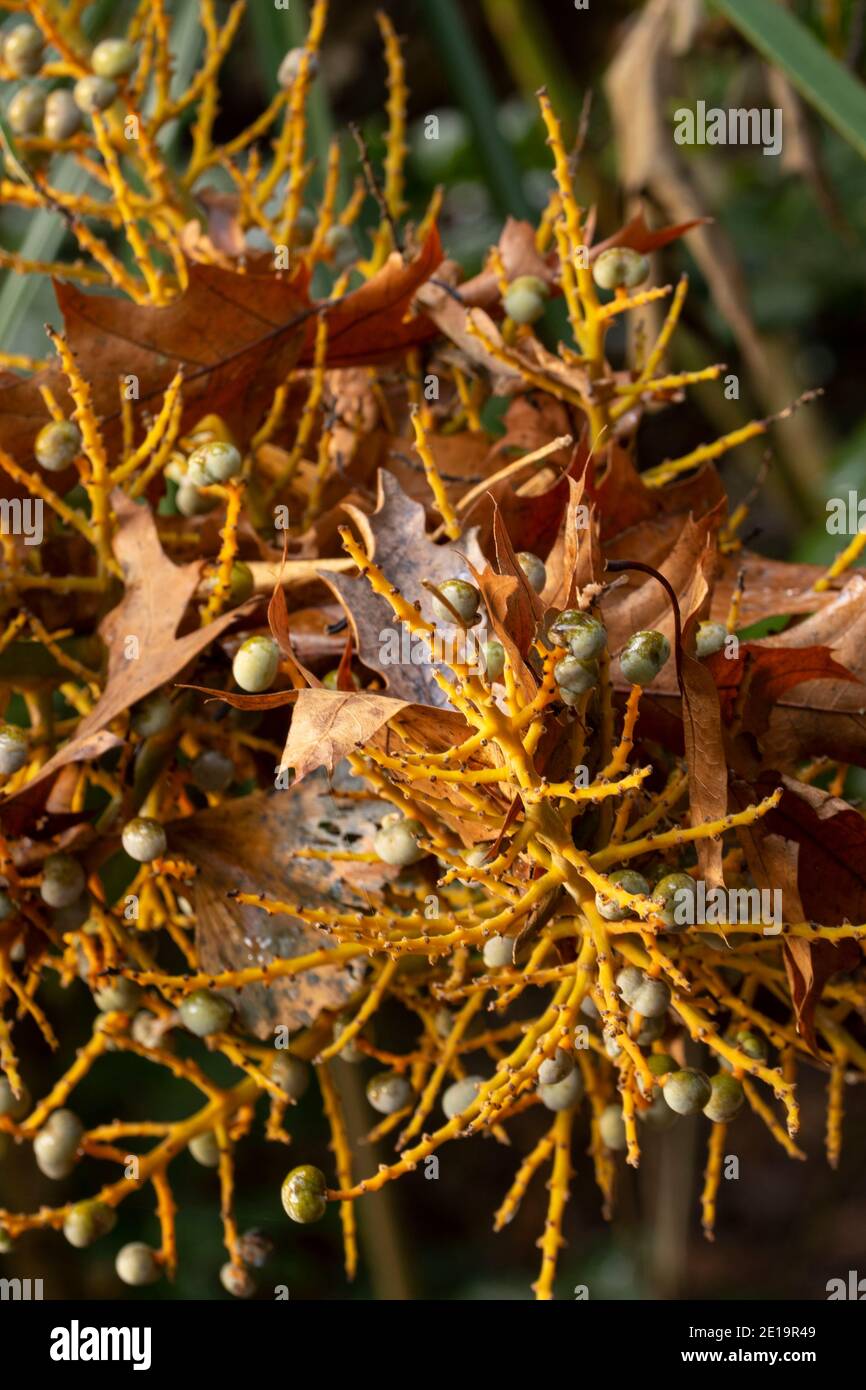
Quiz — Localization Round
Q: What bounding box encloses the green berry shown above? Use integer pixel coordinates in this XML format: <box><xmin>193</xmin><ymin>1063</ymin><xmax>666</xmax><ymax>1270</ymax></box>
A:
<box><xmin>647</xmin><ymin>1052</ymin><xmax>677</xmax><ymax>1079</ymax></box>
<box><xmin>175</xmin><ymin>481</ymin><xmax>217</xmax><ymax>516</ymax></box>
<box><xmin>431</xmin><ymin>578</ymin><xmax>480</xmax><ymax>625</ymax></box>
<box><xmin>615</xmin><ymin>965</ymin><xmax>644</xmax><ymax>1007</ymax></box>
<box><xmin>703</xmin><ymin>1072</ymin><xmax>744</xmax><ymax>1123</ymax></box>
<box><xmin>554</xmin><ymin>654</ymin><xmax>598</xmax><ymax>695</ymax></box>
<box><xmin>91</xmin><ymin>38</ymin><xmax>137</xmax><ymax>80</ymax></box>
<box><xmin>629</xmin><ymin>1009</ymin><xmax>665</xmax><ymax>1044</ymax></box>
<box><xmin>63</xmin><ymin>1200</ymin><xmax>116</xmax><ymax>1248</ymax></box>
<box><xmin>34</xmin><ymin>1111</ymin><xmax>83</xmax><ymax>1178</ymax></box>
<box><xmin>116</xmin><ymin>1242</ymin><xmax>161</xmax><ymax>1287</ymax></box>
<box><xmin>0</xmin><ymin>1076</ymin><xmax>30</xmax><ymax>1120</ymax></box>
<box><xmin>277</xmin><ymin>47</ymin><xmax>319</xmax><ymax>90</ymax></box>
<box><xmin>482</xmin><ymin>639</ymin><xmax>505</xmax><ymax>681</ymax></box>
<box><xmin>550</xmin><ymin>610</ymin><xmax>607</xmax><ymax>660</ymax></box>
<box><xmin>93</xmin><ymin>975</ymin><xmax>142</xmax><ymax>1013</ymax></box>
<box><xmin>121</xmin><ymin>816</ymin><xmax>166</xmax><ymax>863</ymax></box>
<box><xmin>8</xmin><ymin>84</ymin><xmax>45</xmax><ymax>134</ymax></box>
<box><xmin>482</xmin><ymin>934</ymin><xmax>513</xmax><ymax>969</ymax></box>
<box><xmin>35</xmin><ymin>420</ymin><xmax>81</xmax><ymax>471</ymax></box>
<box><xmin>599</xmin><ymin>1104</ymin><xmax>628</xmax><ymax>1150</ymax></box>
<box><xmin>619</xmin><ymin>630</ymin><xmax>671</xmax><ymax>686</ymax></box>
<box><xmin>40</xmin><ymin>853</ymin><xmax>85</xmax><ymax>909</ymax></box>
<box><xmin>631</xmin><ymin>976</ymin><xmax>671</xmax><ymax>1019</ymax></box>
<box><xmin>220</xmin><ymin>1261</ymin><xmax>256</xmax><ymax>1298</ymax></box>
<box><xmin>696</xmin><ymin>620</ymin><xmax>727</xmax><ymax>659</ymax></box>
<box><xmin>289</xmin><ymin>207</ymin><xmax>316</xmax><ymax>246</ymax></box>
<box><xmin>322</xmin><ymin>669</ymin><xmax>360</xmax><ymax>690</ymax></box>
<box><xmin>323</xmin><ymin>223</ymin><xmax>356</xmax><ymax>269</ymax></box>
<box><xmin>516</xmin><ymin>550</ymin><xmax>546</xmax><ymax>593</ymax></box>
<box><xmin>188</xmin><ymin>1131</ymin><xmax>220</xmax><ymax>1167</ymax></box>
<box><xmin>374</xmin><ymin>814</ymin><xmax>425</xmax><ymax>867</ymax></box>
<box><xmin>652</xmin><ymin>872</ymin><xmax>696</xmax><ymax>931</ymax></box>
<box><xmin>190</xmin><ymin>749</ymin><xmax>234</xmax><ymax>793</ymax></box>
<box><xmin>366</xmin><ymin>1071</ymin><xmax>413</xmax><ymax>1115</ymax></box>
<box><xmin>281</xmin><ymin>1164</ymin><xmax>327</xmax><ymax>1223</ymax></box>
<box><xmin>734</xmin><ymin>1030</ymin><xmax>768</xmax><ymax>1063</ymax></box>
<box><xmin>539</xmin><ymin>1066</ymin><xmax>584</xmax><ymax>1112</ymax></box>
<box><xmin>639</xmin><ymin>1092</ymin><xmax>678</xmax><ymax>1130</ymax></box>
<box><xmin>270</xmin><ymin>1052</ymin><xmax>309</xmax><ymax>1101</ymax></box>
<box><xmin>44</xmin><ymin>88</ymin><xmax>82</xmax><ymax>140</ymax></box>
<box><xmin>0</xmin><ymin>890</ymin><xmax>15</xmax><ymax>921</ymax></box>
<box><xmin>131</xmin><ymin>691</ymin><xmax>173</xmax><ymax>737</ymax></box>
<box><xmin>232</xmin><ymin>635</ymin><xmax>280</xmax><ymax>692</ymax></box>
<box><xmin>334</xmin><ymin>1011</ymin><xmax>365</xmax><ymax>1063</ymax></box>
<box><xmin>442</xmin><ymin>1075</ymin><xmax>483</xmax><ymax>1119</ymax></box>
<box><xmin>538</xmin><ymin>1048</ymin><xmax>574</xmax><ymax>1087</ymax></box>
<box><xmin>73</xmin><ymin>74</ymin><xmax>117</xmax><ymax>113</ymax></box>
<box><xmin>592</xmin><ymin>247</ymin><xmax>650</xmax><ymax>291</ymax></box>
<box><xmin>3</xmin><ymin>25</ymin><xmax>44</xmax><ymax>76</ymax></box>
<box><xmin>188</xmin><ymin>440</ymin><xmax>242</xmax><ymax>483</ymax></box>
<box><xmin>503</xmin><ymin>275</ymin><xmax>548</xmax><ymax>325</ymax></box>
<box><xmin>594</xmin><ymin>869</ymin><xmax>649</xmax><ymax>922</ymax></box>
<box><xmin>179</xmin><ymin>988</ymin><xmax>233</xmax><ymax>1038</ymax></box>
<box><xmin>0</xmin><ymin>723</ymin><xmax>28</xmax><ymax>775</ymax></box>
<box><xmin>662</xmin><ymin>1067</ymin><xmax>712</xmax><ymax>1116</ymax></box>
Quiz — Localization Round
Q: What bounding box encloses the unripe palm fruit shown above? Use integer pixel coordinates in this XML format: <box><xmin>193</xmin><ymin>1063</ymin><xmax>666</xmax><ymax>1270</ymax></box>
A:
<box><xmin>131</xmin><ymin>691</ymin><xmax>173</xmax><ymax>737</ymax></box>
<box><xmin>40</xmin><ymin>853</ymin><xmax>85</xmax><ymax>909</ymax></box>
<box><xmin>333</xmin><ymin>1010</ymin><xmax>365</xmax><ymax>1063</ymax></box>
<box><xmin>539</xmin><ymin>1066</ymin><xmax>585</xmax><ymax>1112</ymax></box>
<box><xmin>724</xmin><ymin>1030</ymin><xmax>768</xmax><ymax>1067</ymax></box>
<box><xmin>648</xmin><ymin>1052</ymin><xmax>677</xmax><ymax>1079</ymax></box>
<box><xmin>0</xmin><ymin>723</ymin><xmax>28</xmax><ymax>775</ymax></box>
<box><xmin>270</xmin><ymin>1052</ymin><xmax>309</xmax><ymax>1101</ymax></box>
<box><xmin>442</xmin><ymin>1075</ymin><xmax>483</xmax><ymax>1119</ymax></box>
<box><xmin>592</xmin><ymin>246</ymin><xmax>650</xmax><ymax>291</ymax></box>
<box><xmin>482</xmin><ymin>639</ymin><xmax>505</xmax><ymax>681</ymax></box>
<box><xmin>366</xmin><ymin>1070</ymin><xmax>413</xmax><ymax>1115</ymax></box>
<box><xmin>615</xmin><ymin>965</ymin><xmax>644</xmax><ymax>1007</ymax></box>
<box><xmin>431</xmin><ymin>578</ymin><xmax>480</xmax><ymax>625</ymax></box>
<box><xmin>175</xmin><ymin>481</ymin><xmax>217</xmax><ymax>516</ymax></box>
<box><xmin>188</xmin><ymin>440</ymin><xmax>242</xmax><ymax>483</ymax></box>
<box><xmin>662</xmin><ymin>1067</ymin><xmax>712</xmax><ymax>1116</ymax></box>
<box><xmin>594</xmin><ymin>869</ymin><xmax>650</xmax><ymax>922</ymax></box>
<box><xmin>0</xmin><ymin>890</ymin><xmax>15</xmax><ymax>920</ymax></box>
<box><xmin>0</xmin><ymin>1077</ymin><xmax>30</xmax><ymax>1120</ymax></box>
<box><xmin>599</xmin><ymin>1104</ymin><xmax>628</xmax><ymax>1150</ymax></box>
<box><xmin>73</xmin><ymin>74</ymin><xmax>117</xmax><ymax>112</ymax></box>
<box><xmin>703</xmin><ymin>1072</ymin><xmax>744</xmax><ymax>1123</ymax></box>
<box><xmin>631</xmin><ymin>976</ymin><xmax>671</xmax><ymax>1019</ymax></box>
<box><xmin>63</xmin><ymin>1199</ymin><xmax>116</xmax><ymax>1248</ymax></box>
<box><xmin>652</xmin><ymin>872</ymin><xmax>696</xmax><ymax>931</ymax></box>
<box><xmin>3</xmin><ymin>25</ymin><xmax>44</xmax><ymax>76</ymax></box>
<box><xmin>640</xmin><ymin>1092</ymin><xmax>678</xmax><ymax>1130</ymax></box>
<box><xmin>482</xmin><ymin>934</ymin><xmax>513</xmax><ymax>969</ymax></box>
<box><xmin>116</xmin><ymin>1242</ymin><xmax>161</xmax><ymax>1287</ymax></box>
<box><xmin>91</xmin><ymin>38</ymin><xmax>137</xmax><ymax>79</ymax></box>
<box><xmin>323</xmin><ymin>223</ymin><xmax>357</xmax><ymax>270</ymax></box>
<box><xmin>322</xmin><ymin>669</ymin><xmax>361</xmax><ymax>690</ymax></box>
<box><xmin>619</xmin><ymin>629</ymin><xmax>671</xmax><ymax>686</ymax></box>
<box><xmin>233</xmin><ymin>635</ymin><xmax>280</xmax><ymax>692</ymax></box>
<box><xmin>629</xmin><ymin>1009</ymin><xmax>665</xmax><ymax>1044</ymax></box>
<box><xmin>277</xmin><ymin>47</ymin><xmax>319</xmax><ymax>89</ymax></box>
<box><xmin>44</xmin><ymin>89</ymin><xmax>83</xmax><ymax>141</ymax></box>
<box><xmin>220</xmin><ymin>1262</ymin><xmax>256</xmax><ymax>1298</ymax></box>
<box><xmin>516</xmin><ymin>550</ymin><xmax>546</xmax><ymax>593</ymax></box>
<box><xmin>373</xmin><ymin>814</ymin><xmax>425</xmax><ymax>867</ymax></box>
<box><xmin>696</xmin><ymin>620</ymin><xmax>727</xmax><ymax>659</ymax></box>
<box><xmin>550</xmin><ymin>610</ymin><xmax>607</xmax><ymax>660</ymax></box>
<box><xmin>281</xmin><ymin>1163</ymin><xmax>327</xmax><ymax>1223</ymax></box>
<box><xmin>503</xmin><ymin>275</ymin><xmax>548</xmax><ymax>325</ymax></box>
<box><xmin>538</xmin><ymin>1048</ymin><xmax>574</xmax><ymax>1087</ymax></box>
<box><xmin>554</xmin><ymin>654</ymin><xmax>598</xmax><ymax>695</ymax></box>
<box><xmin>190</xmin><ymin>749</ymin><xmax>234</xmax><ymax>793</ymax></box>
<box><xmin>179</xmin><ymin>988</ymin><xmax>233</xmax><ymax>1038</ymax></box>
<box><xmin>188</xmin><ymin>1131</ymin><xmax>220</xmax><ymax>1167</ymax></box>
<box><xmin>227</xmin><ymin>560</ymin><xmax>254</xmax><ymax>605</ymax></box>
<box><xmin>8</xmin><ymin>85</ymin><xmax>45</xmax><ymax>134</ymax></box>
<box><xmin>93</xmin><ymin>975</ymin><xmax>142</xmax><ymax>1013</ymax></box>
<box><xmin>35</xmin><ymin>420</ymin><xmax>81</xmax><ymax>470</ymax></box>
<box><xmin>121</xmin><ymin>816</ymin><xmax>167</xmax><ymax>863</ymax></box>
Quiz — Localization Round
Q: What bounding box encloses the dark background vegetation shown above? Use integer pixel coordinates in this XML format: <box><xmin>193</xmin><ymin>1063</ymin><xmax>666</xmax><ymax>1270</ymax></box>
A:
<box><xmin>2</xmin><ymin>0</ymin><xmax>865</xmax><ymax>1300</ymax></box>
